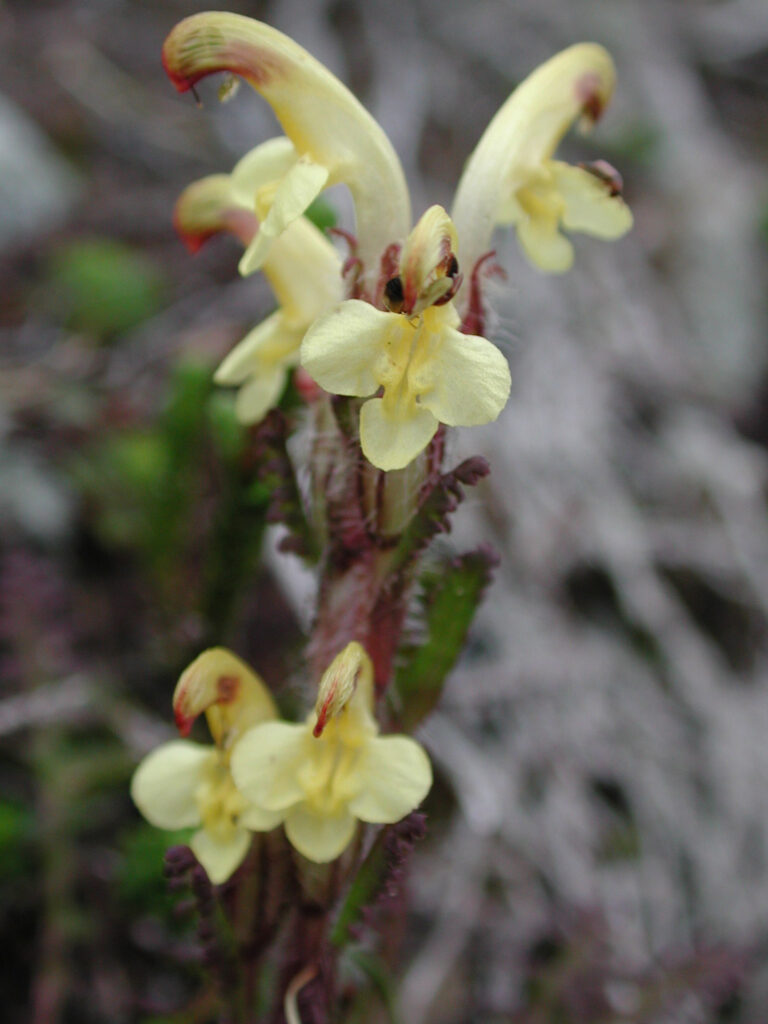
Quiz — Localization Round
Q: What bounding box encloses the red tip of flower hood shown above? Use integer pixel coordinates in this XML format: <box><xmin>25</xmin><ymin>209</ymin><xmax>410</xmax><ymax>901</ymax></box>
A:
<box><xmin>161</xmin><ymin>17</ymin><xmax>283</xmax><ymax>96</ymax></box>
<box><xmin>172</xmin><ymin>206</ymin><xmax>208</xmax><ymax>253</ymax></box>
<box><xmin>174</xmin><ymin>707</ymin><xmax>194</xmax><ymax>737</ymax></box>
<box><xmin>312</xmin><ymin>702</ymin><xmax>329</xmax><ymax>739</ymax></box>
<box><xmin>161</xmin><ymin>45</ymin><xmax>194</xmax><ymax>94</ymax></box>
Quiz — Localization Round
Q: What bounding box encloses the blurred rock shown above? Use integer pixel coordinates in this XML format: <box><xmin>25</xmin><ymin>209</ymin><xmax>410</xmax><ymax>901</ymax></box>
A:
<box><xmin>0</xmin><ymin>92</ymin><xmax>80</xmax><ymax>250</ymax></box>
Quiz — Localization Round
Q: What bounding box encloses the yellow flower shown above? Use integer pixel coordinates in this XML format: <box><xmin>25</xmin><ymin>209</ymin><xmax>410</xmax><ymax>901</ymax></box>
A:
<box><xmin>230</xmin><ymin>642</ymin><xmax>432</xmax><ymax>863</ymax></box>
<box><xmin>452</xmin><ymin>43</ymin><xmax>632</xmax><ymax>277</ymax></box>
<box><xmin>130</xmin><ymin>649</ymin><xmax>282</xmax><ymax>884</ymax></box>
<box><xmin>174</xmin><ymin>138</ymin><xmax>342</xmax><ymax>424</ymax></box>
<box><xmin>163</xmin><ymin>12</ymin><xmax>410</xmax><ymax>288</ymax></box>
<box><xmin>300</xmin><ymin>206</ymin><xmax>511</xmax><ymax>471</ymax></box>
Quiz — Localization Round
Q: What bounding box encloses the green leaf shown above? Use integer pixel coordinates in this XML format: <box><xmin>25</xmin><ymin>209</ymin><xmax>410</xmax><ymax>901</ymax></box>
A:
<box><xmin>331</xmin><ymin>828</ymin><xmax>389</xmax><ymax>948</ymax></box>
<box><xmin>347</xmin><ymin>950</ymin><xmax>401</xmax><ymax>1024</ymax></box>
<box><xmin>332</xmin><ymin>814</ymin><xmax>426</xmax><ymax>951</ymax></box>
<box><xmin>395</xmin><ymin>546</ymin><xmax>499</xmax><ymax>729</ymax></box>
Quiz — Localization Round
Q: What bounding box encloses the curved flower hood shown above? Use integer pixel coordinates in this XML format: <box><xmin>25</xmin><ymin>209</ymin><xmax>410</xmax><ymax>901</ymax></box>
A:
<box><xmin>452</xmin><ymin>43</ymin><xmax>632</xmax><ymax>285</ymax></box>
<box><xmin>163</xmin><ymin>12</ymin><xmax>410</xmax><ymax>287</ymax></box>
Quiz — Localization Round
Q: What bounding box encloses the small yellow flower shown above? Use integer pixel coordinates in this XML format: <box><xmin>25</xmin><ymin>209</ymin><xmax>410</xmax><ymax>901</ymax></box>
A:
<box><xmin>452</xmin><ymin>43</ymin><xmax>632</xmax><ymax>278</ymax></box>
<box><xmin>163</xmin><ymin>12</ymin><xmax>410</xmax><ymax>286</ymax></box>
<box><xmin>174</xmin><ymin>138</ymin><xmax>342</xmax><ymax>424</ymax></box>
<box><xmin>230</xmin><ymin>642</ymin><xmax>432</xmax><ymax>863</ymax></box>
<box><xmin>300</xmin><ymin>206</ymin><xmax>511</xmax><ymax>471</ymax></box>
<box><xmin>130</xmin><ymin>649</ymin><xmax>282</xmax><ymax>884</ymax></box>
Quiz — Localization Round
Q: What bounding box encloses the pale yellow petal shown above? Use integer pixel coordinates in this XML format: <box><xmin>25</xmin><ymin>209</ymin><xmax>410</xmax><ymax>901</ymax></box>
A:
<box><xmin>239</xmin><ymin>156</ymin><xmax>329</xmax><ymax>276</ymax></box>
<box><xmin>190</xmin><ymin>825</ymin><xmax>251</xmax><ymax>883</ymax></box>
<box><xmin>215</xmin><ymin>314</ymin><xmax>302</xmax><ymax>424</ymax></box>
<box><xmin>284</xmin><ymin>803</ymin><xmax>357</xmax><ymax>862</ymax></box>
<box><xmin>412</xmin><ymin>320</ymin><xmax>511</xmax><ymax>427</ymax></box>
<box><xmin>173</xmin><ymin>648</ymin><xmax>277</xmax><ymax>748</ymax></box>
<box><xmin>230</xmin><ymin>722</ymin><xmax>308</xmax><ymax>811</ymax></box>
<box><xmin>130</xmin><ymin>741</ymin><xmax>211</xmax><ymax>830</ymax></box>
<box><xmin>230</xmin><ymin>137</ymin><xmax>298</xmax><ymax>208</ymax></box>
<box><xmin>517</xmin><ymin>215</ymin><xmax>574</xmax><ymax>273</ymax></box>
<box><xmin>162</xmin><ymin>12</ymin><xmax>410</xmax><ymax>285</ymax></box>
<box><xmin>238</xmin><ymin>801</ymin><xmax>286</xmax><ymax>831</ymax></box>
<box><xmin>496</xmin><ymin>191</ymin><xmax>525</xmax><ymax>227</ymax></box>
<box><xmin>301</xmin><ymin>300</ymin><xmax>392</xmax><ymax>398</ymax></box>
<box><xmin>215</xmin><ymin>314</ymin><xmax>286</xmax><ymax>386</ymax></box>
<box><xmin>234</xmin><ymin>368</ymin><xmax>289</xmax><ymax>425</ymax></box>
<box><xmin>348</xmin><ymin>735</ymin><xmax>432</xmax><ymax>824</ymax></box>
<box><xmin>551</xmin><ymin>161</ymin><xmax>633</xmax><ymax>239</ymax></box>
<box><xmin>452</xmin><ymin>43</ymin><xmax>617</xmax><ymax>293</ymax></box>
<box><xmin>359</xmin><ymin>396</ymin><xmax>438</xmax><ymax>472</ymax></box>
<box><xmin>262</xmin><ymin>216</ymin><xmax>342</xmax><ymax>324</ymax></box>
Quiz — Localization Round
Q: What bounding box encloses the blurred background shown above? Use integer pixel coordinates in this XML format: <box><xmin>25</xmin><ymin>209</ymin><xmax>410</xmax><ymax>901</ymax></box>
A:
<box><xmin>2</xmin><ymin>0</ymin><xmax>768</xmax><ymax>1021</ymax></box>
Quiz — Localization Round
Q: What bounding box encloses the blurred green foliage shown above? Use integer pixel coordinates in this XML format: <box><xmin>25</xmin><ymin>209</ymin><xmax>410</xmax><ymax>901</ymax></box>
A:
<box><xmin>118</xmin><ymin>822</ymin><xmax>193</xmax><ymax>917</ymax></box>
<box><xmin>605</xmin><ymin>120</ymin><xmax>661</xmax><ymax>167</ymax></box>
<box><xmin>68</xmin><ymin>360</ymin><xmax>275</xmax><ymax>649</ymax></box>
<box><xmin>44</xmin><ymin>238</ymin><xmax>166</xmax><ymax>339</ymax></box>
<box><xmin>304</xmin><ymin>197</ymin><xmax>338</xmax><ymax>234</ymax></box>
<box><xmin>0</xmin><ymin>801</ymin><xmax>32</xmax><ymax>879</ymax></box>
<box><xmin>69</xmin><ymin>362</ymin><xmax>214</xmax><ymax>565</ymax></box>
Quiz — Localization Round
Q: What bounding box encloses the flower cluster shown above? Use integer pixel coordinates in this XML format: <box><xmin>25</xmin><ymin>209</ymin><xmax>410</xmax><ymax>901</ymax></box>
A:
<box><xmin>131</xmin><ymin>643</ymin><xmax>432</xmax><ymax>878</ymax></box>
<box><xmin>132</xmin><ymin>14</ymin><xmax>633</xmax><ymax>876</ymax></box>
<box><xmin>164</xmin><ymin>13</ymin><xmax>632</xmax><ymax>470</ymax></box>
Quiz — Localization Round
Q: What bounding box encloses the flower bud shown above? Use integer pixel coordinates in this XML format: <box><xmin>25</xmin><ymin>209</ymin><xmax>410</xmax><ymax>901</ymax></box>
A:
<box><xmin>313</xmin><ymin>641</ymin><xmax>372</xmax><ymax>737</ymax></box>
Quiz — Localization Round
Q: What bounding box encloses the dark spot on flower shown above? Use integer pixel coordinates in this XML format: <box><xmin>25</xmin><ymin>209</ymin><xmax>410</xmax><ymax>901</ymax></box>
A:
<box><xmin>575</xmin><ymin>72</ymin><xmax>604</xmax><ymax>122</ymax></box>
<box><xmin>579</xmin><ymin>159</ymin><xmax>624</xmax><ymax>197</ymax></box>
<box><xmin>384</xmin><ymin>275</ymin><xmax>405</xmax><ymax>313</ymax></box>
<box><xmin>432</xmin><ymin>254</ymin><xmax>462</xmax><ymax>306</ymax></box>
